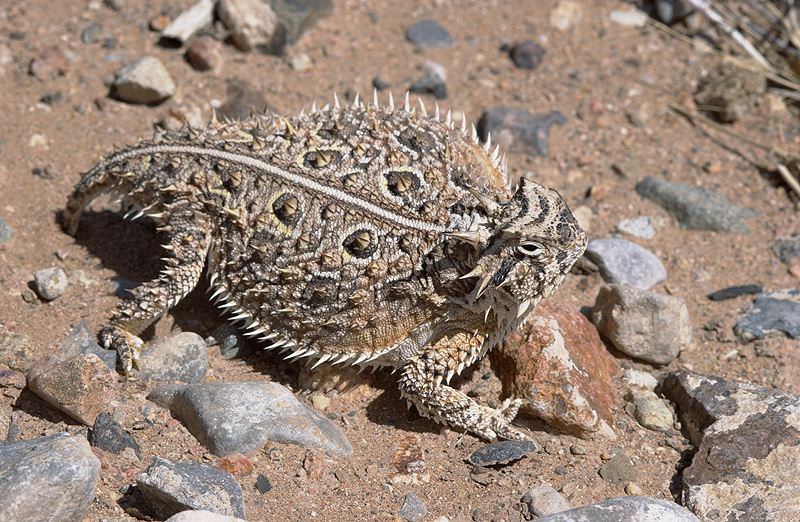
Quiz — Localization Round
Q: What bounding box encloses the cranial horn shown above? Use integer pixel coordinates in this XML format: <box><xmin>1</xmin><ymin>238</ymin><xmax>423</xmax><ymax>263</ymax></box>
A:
<box><xmin>474</xmin><ymin>275</ymin><xmax>492</xmax><ymax>298</ymax></box>
<box><xmin>445</xmin><ymin>229</ymin><xmax>489</xmax><ymax>247</ymax></box>
<box><xmin>459</xmin><ymin>265</ymin><xmax>484</xmax><ymax>279</ymax></box>
<box><xmin>465</xmin><ymin>187</ymin><xmax>499</xmax><ymax>214</ymax></box>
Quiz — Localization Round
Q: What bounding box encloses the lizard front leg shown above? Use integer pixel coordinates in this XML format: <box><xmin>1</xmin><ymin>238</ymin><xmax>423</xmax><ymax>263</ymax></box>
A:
<box><xmin>101</xmin><ymin>210</ymin><xmax>211</xmax><ymax>376</ymax></box>
<box><xmin>397</xmin><ymin>330</ymin><xmax>528</xmax><ymax>441</ymax></box>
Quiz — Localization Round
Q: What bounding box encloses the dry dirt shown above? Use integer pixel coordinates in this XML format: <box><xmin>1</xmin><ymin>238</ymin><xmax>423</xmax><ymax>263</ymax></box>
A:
<box><xmin>1</xmin><ymin>0</ymin><xmax>799</xmax><ymax>521</ymax></box>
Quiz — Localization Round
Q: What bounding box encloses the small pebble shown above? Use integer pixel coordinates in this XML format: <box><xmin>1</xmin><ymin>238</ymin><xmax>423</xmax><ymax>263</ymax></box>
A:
<box><xmin>0</xmin><ymin>216</ymin><xmax>13</xmax><ymax>242</ymax></box>
<box><xmin>90</xmin><ymin>412</ymin><xmax>142</xmax><ymax>459</ymax></box>
<box><xmin>112</xmin><ymin>56</ymin><xmax>176</xmax><ymax>104</ymax></box>
<box><xmin>584</xmin><ymin>238</ymin><xmax>666</xmax><ymax>290</ymax></box>
<box><xmin>398</xmin><ymin>493</ymin><xmax>427</xmax><ymax>522</ymax></box>
<box><xmin>625</xmin><ymin>482</ymin><xmax>644</xmax><ymax>495</ymax></box>
<box><xmin>469</xmin><ymin>440</ymin><xmax>538</xmax><ymax>467</ymax></box>
<box><xmin>736</xmin><ymin>288</ymin><xmax>800</xmax><ymax>340</ymax></box>
<box><xmin>81</xmin><ymin>22</ymin><xmax>103</xmax><ymax>44</ymax></box>
<box><xmin>289</xmin><ymin>53</ymin><xmax>312</xmax><ymax>71</ymax></box>
<box><xmin>33</xmin><ymin>267</ymin><xmax>68</xmax><ymax>301</ymax></box>
<box><xmin>137</xmin><ymin>332</ymin><xmax>208</xmax><ymax>383</ymax></box>
<box><xmin>406</xmin><ymin>19</ymin><xmax>453</xmax><ymax>48</ymax></box>
<box><xmin>185</xmin><ymin>36</ymin><xmax>224</xmax><ymax>72</ymax></box>
<box><xmin>706</xmin><ymin>284</ymin><xmax>763</xmax><ymax>301</ymax></box>
<box><xmin>409</xmin><ymin>62</ymin><xmax>447</xmax><ymax>100</ymax></box>
<box><xmin>625</xmin><ymin>388</ymin><xmax>674</xmax><ymax>432</ymax></box>
<box><xmin>212</xmin><ymin>323</ymin><xmax>251</xmax><ymax>359</ymax></box>
<box><xmin>609</xmin><ymin>9</ymin><xmax>648</xmax><ymax>27</ymax></box>
<box><xmin>255</xmin><ymin>474</ymin><xmax>271</xmax><ymax>494</ymax></box>
<box><xmin>29</xmin><ymin>47</ymin><xmax>69</xmax><ymax>80</ymax></box>
<box><xmin>509</xmin><ymin>39</ymin><xmax>546</xmax><ymax>70</ymax></box>
<box><xmin>569</xmin><ymin>444</ymin><xmax>587</xmax><ymax>456</ymax></box>
<box><xmin>598</xmin><ymin>452</ymin><xmax>637</xmax><ymax>484</ymax></box>
<box><xmin>0</xmin><ymin>329</ymin><xmax>37</xmax><ymax>372</ymax></box>
<box><xmin>617</xmin><ymin>216</ymin><xmax>658</xmax><ymax>240</ymax></box>
<box><xmin>522</xmin><ymin>486</ymin><xmax>570</xmax><ymax>516</ymax></box>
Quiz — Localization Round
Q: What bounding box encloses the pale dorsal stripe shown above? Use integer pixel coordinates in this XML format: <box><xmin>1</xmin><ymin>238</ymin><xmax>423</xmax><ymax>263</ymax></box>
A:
<box><xmin>105</xmin><ymin>144</ymin><xmax>448</xmax><ymax>233</ymax></box>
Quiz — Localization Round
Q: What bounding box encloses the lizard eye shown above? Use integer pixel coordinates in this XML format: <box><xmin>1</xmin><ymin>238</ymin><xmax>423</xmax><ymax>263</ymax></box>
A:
<box><xmin>517</xmin><ymin>242</ymin><xmax>544</xmax><ymax>258</ymax></box>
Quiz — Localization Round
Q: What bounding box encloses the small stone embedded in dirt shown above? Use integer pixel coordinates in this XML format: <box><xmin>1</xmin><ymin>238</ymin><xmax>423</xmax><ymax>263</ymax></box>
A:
<box><xmin>477</xmin><ymin>108</ymin><xmax>567</xmax><ymax>157</ymax></box>
<box><xmin>29</xmin><ymin>46</ymin><xmax>69</xmax><ymax>80</ymax></box>
<box><xmin>398</xmin><ymin>492</ymin><xmax>427</xmax><ymax>522</ymax></box>
<box><xmin>624</xmin><ymin>388</ymin><xmax>674</xmax><ymax>432</ymax></box>
<box><xmin>216</xmin><ymin>453</ymin><xmax>254</xmax><ymax>476</ymax></box>
<box><xmin>33</xmin><ymin>267</ymin><xmax>67</xmax><ymax>301</ymax></box>
<box><xmin>522</xmin><ymin>486</ymin><xmax>571</xmax><ymax>517</ymax></box>
<box><xmin>90</xmin><ymin>412</ymin><xmax>142</xmax><ymax>459</ymax></box>
<box><xmin>598</xmin><ymin>451</ymin><xmax>636</xmax><ymax>484</ymax></box>
<box><xmin>406</xmin><ymin>19</ymin><xmax>453</xmax><ymax>48</ymax></box>
<box><xmin>218</xmin><ymin>0</ymin><xmax>277</xmax><ymax>52</ymax></box>
<box><xmin>0</xmin><ymin>216</ymin><xmax>13</xmax><ymax>242</ymax></box>
<box><xmin>255</xmin><ymin>474</ymin><xmax>271</xmax><ymax>494</ymax></box>
<box><xmin>217</xmin><ymin>80</ymin><xmax>271</xmax><ymax>120</ymax></box>
<box><xmin>136</xmin><ymin>457</ymin><xmax>245</xmax><ymax>519</ymax></box>
<box><xmin>81</xmin><ymin>22</ymin><xmax>103</xmax><ymax>44</ymax></box>
<box><xmin>0</xmin><ymin>432</ymin><xmax>100</xmax><ymax>522</ymax></box>
<box><xmin>137</xmin><ymin>332</ymin><xmax>208</xmax><ymax>383</ymax></box>
<box><xmin>534</xmin><ymin>496</ymin><xmax>699</xmax><ymax>521</ymax></box>
<box><xmin>706</xmin><ymin>284</ymin><xmax>763</xmax><ymax>301</ymax></box>
<box><xmin>469</xmin><ymin>440</ymin><xmax>538</xmax><ymax>467</ymax></box>
<box><xmin>591</xmin><ymin>284</ymin><xmax>692</xmax><ymax>365</ymax></box>
<box><xmin>0</xmin><ymin>329</ymin><xmax>37</xmax><ymax>372</ymax></box>
<box><xmin>584</xmin><ymin>238</ymin><xmax>666</xmax><ymax>290</ymax></box>
<box><xmin>147</xmin><ymin>381</ymin><xmax>353</xmax><ymax>456</ymax></box>
<box><xmin>694</xmin><ymin>60</ymin><xmax>765</xmax><ymax>123</ymax></box>
<box><xmin>185</xmin><ymin>36</ymin><xmax>224</xmax><ymax>72</ymax></box>
<box><xmin>409</xmin><ymin>61</ymin><xmax>447</xmax><ymax>99</ymax></box>
<box><xmin>212</xmin><ymin>323</ymin><xmax>252</xmax><ymax>359</ymax></box>
<box><xmin>112</xmin><ymin>56</ymin><xmax>175</xmax><ymax>104</ymax></box>
<box><xmin>616</xmin><ymin>216</ymin><xmax>659</xmax><ymax>240</ymax></box>
<box><xmin>659</xmin><ymin>370</ymin><xmax>800</xmax><ymax>520</ymax></box>
<box><xmin>496</xmin><ymin>300</ymin><xmax>618</xmax><ymax>438</ymax></box>
<box><xmin>609</xmin><ymin>9</ymin><xmax>648</xmax><ymax>27</ymax></box>
<box><xmin>166</xmin><ymin>510</ymin><xmax>249</xmax><ymax>521</ymax></box>
<box><xmin>58</xmin><ymin>320</ymin><xmax>117</xmax><ymax>370</ymax></box>
<box><xmin>636</xmin><ymin>176</ymin><xmax>757</xmax><ymax>233</ymax></box>
<box><xmin>509</xmin><ymin>39</ymin><xmax>546</xmax><ymax>70</ymax></box>
<box><xmin>735</xmin><ymin>288</ymin><xmax>800</xmax><ymax>340</ymax></box>
<box><xmin>771</xmin><ymin>237</ymin><xmax>800</xmax><ymax>264</ymax></box>
<box><xmin>27</xmin><ymin>353</ymin><xmax>116</xmax><ymax>425</ymax></box>
<box><xmin>549</xmin><ymin>1</ymin><xmax>582</xmax><ymax>31</ymax></box>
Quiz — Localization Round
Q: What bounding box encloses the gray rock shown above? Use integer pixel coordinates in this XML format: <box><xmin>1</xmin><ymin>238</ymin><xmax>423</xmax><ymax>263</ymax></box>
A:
<box><xmin>477</xmin><ymin>108</ymin><xmax>567</xmax><ymax>157</ymax></box>
<box><xmin>398</xmin><ymin>492</ymin><xmax>427</xmax><ymax>522</ymax></box>
<box><xmin>535</xmin><ymin>496</ymin><xmax>699</xmax><ymax>521</ymax></box>
<box><xmin>599</xmin><ymin>452</ymin><xmax>636</xmax><ymax>484</ymax></box>
<box><xmin>0</xmin><ymin>329</ymin><xmax>37</xmax><ymax>372</ymax></box>
<box><xmin>735</xmin><ymin>288</ymin><xmax>800</xmax><ymax>340</ymax></box>
<box><xmin>138</xmin><ymin>332</ymin><xmax>208</xmax><ymax>383</ymax></box>
<box><xmin>771</xmin><ymin>237</ymin><xmax>800</xmax><ymax>264</ymax></box>
<box><xmin>58</xmin><ymin>320</ymin><xmax>117</xmax><ymax>371</ymax></box>
<box><xmin>166</xmin><ymin>510</ymin><xmax>248</xmax><ymax>522</ymax></box>
<box><xmin>148</xmin><ymin>381</ymin><xmax>352</xmax><ymax>456</ymax></box>
<box><xmin>521</xmin><ymin>486</ymin><xmax>570</xmax><ymax>516</ymax></box>
<box><xmin>609</xmin><ymin>9</ymin><xmax>648</xmax><ymax>27</ymax></box>
<box><xmin>406</xmin><ymin>19</ymin><xmax>453</xmax><ymax>48</ymax></box>
<box><xmin>113</xmin><ymin>56</ymin><xmax>175</xmax><ymax>104</ymax></box>
<box><xmin>469</xmin><ymin>440</ymin><xmax>538</xmax><ymax>467</ymax></box>
<box><xmin>137</xmin><ymin>457</ymin><xmax>245</xmax><ymax>519</ymax></box>
<box><xmin>624</xmin><ymin>388</ymin><xmax>674</xmax><ymax>432</ymax></box>
<box><xmin>659</xmin><ymin>370</ymin><xmax>800</xmax><ymax>521</ymax></box>
<box><xmin>636</xmin><ymin>176</ymin><xmax>757</xmax><ymax>233</ymax></box>
<box><xmin>90</xmin><ymin>412</ymin><xmax>141</xmax><ymax>459</ymax></box>
<box><xmin>616</xmin><ymin>216</ymin><xmax>658</xmax><ymax>240</ymax></box>
<box><xmin>509</xmin><ymin>39</ymin><xmax>546</xmax><ymax>70</ymax></box>
<box><xmin>591</xmin><ymin>284</ymin><xmax>692</xmax><ymax>365</ymax></box>
<box><xmin>219</xmin><ymin>0</ymin><xmax>332</xmax><ymax>55</ymax></box>
<box><xmin>0</xmin><ymin>432</ymin><xmax>100</xmax><ymax>522</ymax></box>
<box><xmin>409</xmin><ymin>62</ymin><xmax>447</xmax><ymax>100</ymax></box>
<box><xmin>584</xmin><ymin>238</ymin><xmax>666</xmax><ymax>290</ymax></box>
<box><xmin>28</xmin><ymin>353</ymin><xmax>116</xmax><ymax>425</ymax></box>
<box><xmin>212</xmin><ymin>323</ymin><xmax>252</xmax><ymax>359</ymax></box>
<box><xmin>706</xmin><ymin>284</ymin><xmax>762</xmax><ymax>301</ymax></box>
<box><xmin>0</xmin><ymin>216</ymin><xmax>13</xmax><ymax>242</ymax></box>
<box><xmin>81</xmin><ymin>22</ymin><xmax>103</xmax><ymax>44</ymax></box>
<box><xmin>33</xmin><ymin>267</ymin><xmax>67</xmax><ymax>301</ymax></box>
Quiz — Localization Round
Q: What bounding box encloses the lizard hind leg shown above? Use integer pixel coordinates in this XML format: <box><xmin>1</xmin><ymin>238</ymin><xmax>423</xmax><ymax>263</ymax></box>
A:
<box><xmin>101</xmin><ymin>208</ymin><xmax>211</xmax><ymax>376</ymax></box>
<box><xmin>397</xmin><ymin>331</ymin><xmax>528</xmax><ymax>441</ymax></box>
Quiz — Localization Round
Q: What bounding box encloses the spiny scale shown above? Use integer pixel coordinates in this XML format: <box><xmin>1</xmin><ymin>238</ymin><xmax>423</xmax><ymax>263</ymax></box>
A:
<box><xmin>63</xmin><ymin>92</ymin><xmax>587</xmax><ymax>442</ymax></box>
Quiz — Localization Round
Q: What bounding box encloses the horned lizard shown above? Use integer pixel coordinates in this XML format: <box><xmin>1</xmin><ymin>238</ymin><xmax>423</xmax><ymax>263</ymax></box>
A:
<box><xmin>64</xmin><ymin>92</ymin><xmax>587</xmax><ymax>441</ymax></box>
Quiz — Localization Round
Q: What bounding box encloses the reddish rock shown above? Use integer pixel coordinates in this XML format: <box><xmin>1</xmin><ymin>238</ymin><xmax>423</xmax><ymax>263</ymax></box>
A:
<box><xmin>27</xmin><ymin>353</ymin><xmax>116</xmax><ymax>425</ymax></box>
<box><xmin>29</xmin><ymin>47</ymin><xmax>68</xmax><ymax>80</ymax></box>
<box><xmin>495</xmin><ymin>300</ymin><xmax>619</xmax><ymax>438</ymax></box>
<box><xmin>216</xmin><ymin>452</ymin><xmax>254</xmax><ymax>476</ymax></box>
<box><xmin>302</xmin><ymin>451</ymin><xmax>325</xmax><ymax>480</ymax></box>
<box><xmin>185</xmin><ymin>36</ymin><xmax>224</xmax><ymax>72</ymax></box>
